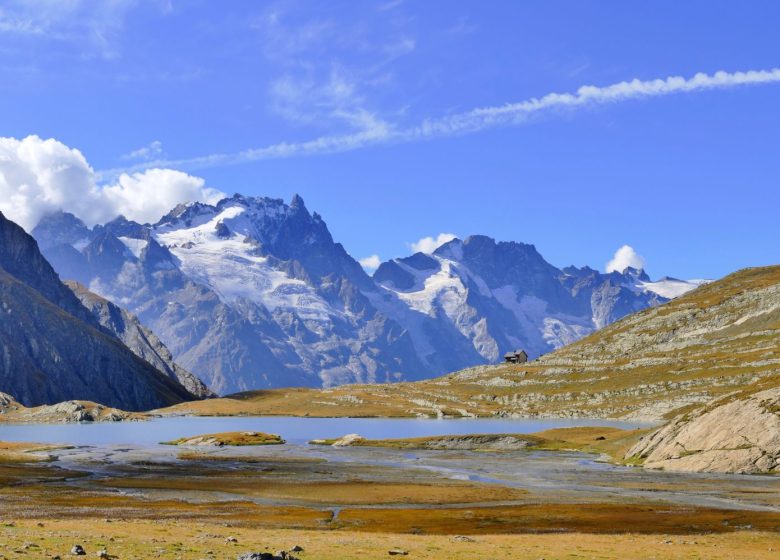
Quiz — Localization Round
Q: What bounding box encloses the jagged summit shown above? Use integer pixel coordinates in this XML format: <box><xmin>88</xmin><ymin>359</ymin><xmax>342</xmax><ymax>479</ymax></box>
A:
<box><xmin>30</xmin><ymin>210</ymin><xmax>90</xmax><ymax>250</ymax></box>
<box><xmin>31</xmin><ymin>197</ymin><xmax>705</xmax><ymax>394</ymax></box>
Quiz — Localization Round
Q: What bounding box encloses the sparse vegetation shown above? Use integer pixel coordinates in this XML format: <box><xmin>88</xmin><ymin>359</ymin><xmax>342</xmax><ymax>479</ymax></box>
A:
<box><xmin>160</xmin><ymin>266</ymin><xmax>780</xmax><ymax>423</ymax></box>
<box><xmin>162</xmin><ymin>431</ymin><xmax>285</xmax><ymax>446</ymax></box>
<box><xmin>2</xmin><ymin>518</ymin><xmax>779</xmax><ymax>560</ymax></box>
<box><xmin>309</xmin><ymin>427</ymin><xmax>651</xmax><ymax>464</ymax></box>
<box><xmin>0</xmin><ymin>441</ymin><xmax>62</xmax><ymax>463</ymax></box>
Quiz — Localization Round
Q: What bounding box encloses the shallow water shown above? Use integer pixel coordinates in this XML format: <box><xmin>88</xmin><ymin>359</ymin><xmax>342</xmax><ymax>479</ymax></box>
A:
<box><xmin>3</xmin><ymin>415</ymin><xmax>778</xmax><ymax>515</ymax></box>
<box><xmin>0</xmin><ymin>415</ymin><xmax>647</xmax><ymax>447</ymax></box>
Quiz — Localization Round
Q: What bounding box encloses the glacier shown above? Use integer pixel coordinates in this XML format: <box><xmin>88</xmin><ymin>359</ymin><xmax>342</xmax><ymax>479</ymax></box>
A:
<box><xmin>31</xmin><ymin>194</ymin><xmax>705</xmax><ymax>394</ymax></box>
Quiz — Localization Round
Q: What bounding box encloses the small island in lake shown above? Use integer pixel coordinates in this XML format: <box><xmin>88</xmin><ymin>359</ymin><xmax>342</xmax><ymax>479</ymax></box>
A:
<box><xmin>162</xmin><ymin>431</ymin><xmax>285</xmax><ymax>447</ymax></box>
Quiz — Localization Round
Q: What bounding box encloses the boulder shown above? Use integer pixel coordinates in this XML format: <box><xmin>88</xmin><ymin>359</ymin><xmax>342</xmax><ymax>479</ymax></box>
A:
<box><xmin>627</xmin><ymin>386</ymin><xmax>780</xmax><ymax>474</ymax></box>
<box><xmin>237</xmin><ymin>553</ymin><xmax>298</xmax><ymax>560</ymax></box>
<box><xmin>331</xmin><ymin>433</ymin><xmax>364</xmax><ymax>447</ymax></box>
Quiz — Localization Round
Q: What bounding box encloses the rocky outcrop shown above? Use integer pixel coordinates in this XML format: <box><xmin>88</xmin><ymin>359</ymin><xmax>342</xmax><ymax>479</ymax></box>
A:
<box><xmin>237</xmin><ymin>552</ymin><xmax>299</xmax><ymax>560</ymax></box>
<box><xmin>65</xmin><ymin>281</ymin><xmax>213</xmax><ymax>398</ymax></box>
<box><xmin>26</xmin><ymin>400</ymin><xmax>144</xmax><ymax>423</ymax></box>
<box><xmin>0</xmin><ymin>211</ymin><xmax>196</xmax><ymax>411</ymax></box>
<box><xmin>330</xmin><ymin>433</ymin><xmax>365</xmax><ymax>447</ymax></box>
<box><xmin>627</xmin><ymin>386</ymin><xmax>780</xmax><ymax>474</ymax></box>
<box><xmin>0</xmin><ymin>391</ymin><xmax>21</xmax><ymax>414</ymax></box>
<box><xmin>0</xmin><ymin>392</ymin><xmax>144</xmax><ymax>423</ymax></box>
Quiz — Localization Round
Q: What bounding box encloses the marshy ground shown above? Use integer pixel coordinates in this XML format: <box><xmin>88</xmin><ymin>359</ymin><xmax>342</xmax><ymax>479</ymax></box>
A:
<box><xmin>1</xmin><ymin>431</ymin><xmax>779</xmax><ymax>559</ymax></box>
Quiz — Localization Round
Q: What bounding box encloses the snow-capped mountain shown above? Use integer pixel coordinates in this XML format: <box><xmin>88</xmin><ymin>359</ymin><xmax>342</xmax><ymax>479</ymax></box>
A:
<box><xmin>32</xmin><ymin>194</ymin><xmax>705</xmax><ymax>394</ymax></box>
<box><xmin>369</xmin><ymin>236</ymin><xmax>699</xmax><ymax>362</ymax></box>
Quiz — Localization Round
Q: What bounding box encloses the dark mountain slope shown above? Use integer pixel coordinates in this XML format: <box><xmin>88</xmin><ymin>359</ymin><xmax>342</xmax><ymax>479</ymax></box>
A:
<box><xmin>0</xmin><ymin>212</ymin><xmax>196</xmax><ymax>410</ymax></box>
<box><xmin>66</xmin><ymin>281</ymin><xmax>214</xmax><ymax>399</ymax></box>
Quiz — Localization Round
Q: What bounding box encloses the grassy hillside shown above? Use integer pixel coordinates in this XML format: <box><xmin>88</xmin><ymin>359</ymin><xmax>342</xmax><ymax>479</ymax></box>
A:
<box><xmin>162</xmin><ymin>266</ymin><xmax>780</xmax><ymax>421</ymax></box>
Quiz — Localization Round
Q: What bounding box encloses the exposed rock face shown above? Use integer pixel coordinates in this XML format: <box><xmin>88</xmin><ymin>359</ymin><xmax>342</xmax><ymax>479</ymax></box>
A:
<box><xmin>0</xmin><ymin>211</ymin><xmax>196</xmax><ymax>410</ymax></box>
<box><xmin>0</xmin><ymin>392</ymin><xmax>144</xmax><ymax>423</ymax></box>
<box><xmin>0</xmin><ymin>210</ymin><xmax>95</xmax><ymax>325</ymax></box>
<box><xmin>65</xmin><ymin>281</ymin><xmax>213</xmax><ymax>398</ymax></box>
<box><xmin>31</xmin><ymin>195</ymin><xmax>695</xmax><ymax>394</ymax></box>
<box><xmin>627</xmin><ymin>387</ymin><xmax>780</xmax><ymax>474</ymax></box>
<box><xmin>0</xmin><ymin>391</ymin><xmax>21</xmax><ymax>414</ymax></box>
<box><xmin>330</xmin><ymin>433</ymin><xmax>365</xmax><ymax>447</ymax></box>
<box><xmin>25</xmin><ymin>400</ymin><xmax>142</xmax><ymax>423</ymax></box>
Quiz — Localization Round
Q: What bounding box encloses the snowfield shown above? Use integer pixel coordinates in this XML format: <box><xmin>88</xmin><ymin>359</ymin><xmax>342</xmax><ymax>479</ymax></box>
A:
<box><xmin>155</xmin><ymin>204</ymin><xmax>338</xmax><ymax>325</ymax></box>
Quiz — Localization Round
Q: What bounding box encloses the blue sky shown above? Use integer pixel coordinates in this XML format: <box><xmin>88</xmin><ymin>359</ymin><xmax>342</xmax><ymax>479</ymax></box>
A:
<box><xmin>1</xmin><ymin>1</ymin><xmax>779</xmax><ymax>279</ymax></box>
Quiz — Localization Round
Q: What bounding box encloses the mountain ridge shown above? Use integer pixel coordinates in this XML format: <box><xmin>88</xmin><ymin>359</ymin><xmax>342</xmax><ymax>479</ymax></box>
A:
<box><xmin>163</xmin><ymin>264</ymin><xmax>779</xmax><ymax>427</ymax></box>
<box><xmin>65</xmin><ymin>281</ymin><xmax>214</xmax><ymax>399</ymax></box>
<box><xmin>31</xmin><ymin>194</ymin><xmax>704</xmax><ymax>394</ymax></box>
<box><xmin>0</xmin><ymin>211</ymin><xmax>198</xmax><ymax>410</ymax></box>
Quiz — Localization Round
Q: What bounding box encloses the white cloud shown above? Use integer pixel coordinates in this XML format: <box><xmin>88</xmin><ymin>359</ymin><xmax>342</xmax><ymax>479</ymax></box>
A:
<box><xmin>358</xmin><ymin>254</ymin><xmax>382</xmax><ymax>272</ymax></box>
<box><xmin>0</xmin><ymin>135</ymin><xmax>224</xmax><ymax>231</ymax></box>
<box><xmin>99</xmin><ymin>67</ymin><xmax>780</xmax><ymax>176</ymax></box>
<box><xmin>100</xmin><ymin>168</ymin><xmax>224</xmax><ymax>224</ymax></box>
<box><xmin>122</xmin><ymin>140</ymin><xmax>164</xmax><ymax>161</ymax></box>
<box><xmin>606</xmin><ymin>245</ymin><xmax>646</xmax><ymax>273</ymax></box>
<box><xmin>409</xmin><ymin>233</ymin><xmax>457</xmax><ymax>254</ymax></box>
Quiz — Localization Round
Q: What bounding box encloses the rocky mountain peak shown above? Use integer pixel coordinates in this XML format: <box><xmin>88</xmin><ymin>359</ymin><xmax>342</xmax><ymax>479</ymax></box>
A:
<box><xmin>290</xmin><ymin>193</ymin><xmax>307</xmax><ymax>211</ymax></box>
<box><xmin>28</xmin><ymin>195</ymin><xmax>705</xmax><ymax>395</ymax></box>
<box><xmin>99</xmin><ymin>215</ymin><xmax>150</xmax><ymax>239</ymax></box>
<box><xmin>32</xmin><ymin>211</ymin><xmax>91</xmax><ymax>250</ymax></box>
<box><xmin>619</xmin><ymin>266</ymin><xmax>651</xmax><ymax>282</ymax></box>
<box><xmin>155</xmin><ymin>201</ymin><xmax>214</xmax><ymax>230</ymax></box>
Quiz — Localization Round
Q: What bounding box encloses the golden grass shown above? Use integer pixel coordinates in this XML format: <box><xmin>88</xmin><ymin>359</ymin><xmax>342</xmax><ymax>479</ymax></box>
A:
<box><xmin>0</xmin><ymin>441</ymin><xmax>69</xmax><ymax>464</ymax></box>
<box><xmin>335</xmin><ymin>502</ymin><xmax>780</xmax><ymax>535</ymax></box>
<box><xmin>155</xmin><ymin>265</ymin><xmax>780</xmax><ymax>423</ymax></box>
<box><xmin>4</xmin><ymin>479</ymin><xmax>780</xmax><ymax>537</ymax></box>
<box><xmin>2</xmin><ymin>518</ymin><xmax>780</xmax><ymax>560</ymax></box>
<box><xmin>309</xmin><ymin>427</ymin><xmax>649</xmax><ymax>465</ymax></box>
<box><xmin>2</xmin><ymin>453</ymin><xmax>780</xmax><ymax>560</ymax></box>
<box><xmin>177</xmin><ymin>451</ymin><xmax>325</xmax><ymax>463</ymax></box>
<box><xmin>530</xmin><ymin>427</ymin><xmax>651</xmax><ymax>462</ymax></box>
<box><xmin>162</xmin><ymin>430</ymin><xmax>285</xmax><ymax>446</ymax></box>
<box><xmin>308</xmin><ymin>433</ymin><xmax>542</xmax><ymax>449</ymax></box>
<box><xmin>94</xmin><ymin>476</ymin><xmax>529</xmax><ymax>505</ymax></box>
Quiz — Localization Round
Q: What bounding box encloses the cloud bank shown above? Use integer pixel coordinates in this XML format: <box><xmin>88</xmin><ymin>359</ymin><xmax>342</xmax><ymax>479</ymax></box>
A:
<box><xmin>606</xmin><ymin>245</ymin><xmax>646</xmax><ymax>273</ymax></box>
<box><xmin>410</xmin><ymin>233</ymin><xmax>457</xmax><ymax>254</ymax></box>
<box><xmin>99</xmin><ymin>67</ymin><xmax>780</xmax><ymax>177</ymax></box>
<box><xmin>358</xmin><ymin>254</ymin><xmax>382</xmax><ymax>272</ymax></box>
<box><xmin>0</xmin><ymin>135</ymin><xmax>224</xmax><ymax>231</ymax></box>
